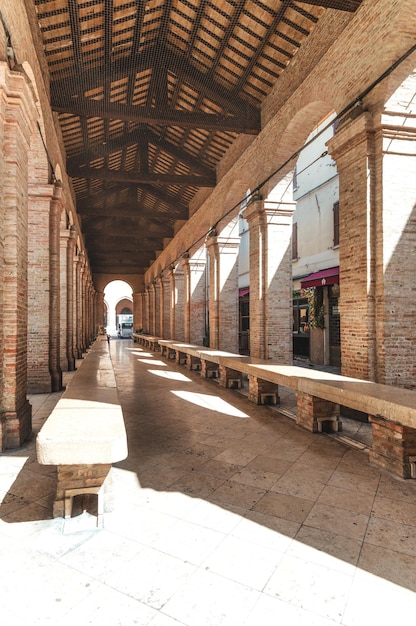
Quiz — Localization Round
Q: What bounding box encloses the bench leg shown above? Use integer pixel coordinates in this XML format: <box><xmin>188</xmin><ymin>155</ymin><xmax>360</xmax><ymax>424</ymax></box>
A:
<box><xmin>369</xmin><ymin>415</ymin><xmax>416</xmax><ymax>479</ymax></box>
<box><xmin>64</xmin><ymin>486</ymin><xmax>104</xmax><ymax>527</ymax></box>
<box><xmin>296</xmin><ymin>392</ymin><xmax>341</xmax><ymax>433</ymax></box>
<box><xmin>54</xmin><ymin>463</ymin><xmax>112</xmax><ymax>522</ymax></box>
<box><xmin>219</xmin><ymin>365</ymin><xmax>243</xmax><ymax>389</ymax></box>
<box><xmin>248</xmin><ymin>375</ymin><xmax>280</xmax><ymax>405</ymax></box>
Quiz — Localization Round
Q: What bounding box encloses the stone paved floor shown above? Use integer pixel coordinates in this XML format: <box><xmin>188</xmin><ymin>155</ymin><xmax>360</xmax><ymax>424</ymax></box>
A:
<box><xmin>1</xmin><ymin>339</ymin><xmax>416</xmax><ymax>624</ymax></box>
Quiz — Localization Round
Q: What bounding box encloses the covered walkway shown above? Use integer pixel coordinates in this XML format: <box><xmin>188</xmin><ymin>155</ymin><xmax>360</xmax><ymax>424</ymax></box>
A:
<box><xmin>1</xmin><ymin>338</ymin><xmax>416</xmax><ymax>624</ymax></box>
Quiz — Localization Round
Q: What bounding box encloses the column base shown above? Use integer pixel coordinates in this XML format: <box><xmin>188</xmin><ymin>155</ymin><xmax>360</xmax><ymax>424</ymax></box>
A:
<box><xmin>0</xmin><ymin>400</ymin><xmax>32</xmax><ymax>450</ymax></box>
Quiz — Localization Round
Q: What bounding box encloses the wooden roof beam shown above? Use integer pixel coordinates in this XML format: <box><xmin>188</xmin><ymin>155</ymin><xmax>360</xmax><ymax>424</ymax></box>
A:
<box><xmin>301</xmin><ymin>0</ymin><xmax>362</xmax><ymax>11</ymax></box>
<box><xmin>69</xmin><ymin>166</ymin><xmax>215</xmax><ymax>187</ymax></box>
<box><xmin>52</xmin><ymin>97</ymin><xmax>260</xmax><ymax>134</ymax></box>
<box><xmin>66</xmin><ymin>129</ymin><xmax>214</xmax><ymax>178</ymax></box>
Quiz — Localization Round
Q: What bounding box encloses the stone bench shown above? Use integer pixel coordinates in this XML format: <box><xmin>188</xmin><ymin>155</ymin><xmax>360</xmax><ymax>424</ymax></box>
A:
<box><xmin>133</xmin><ymin>333</ymin><xmax>161</xmax><ymax>351</ymax></box>
<box><xmin>36</xmin><ymin>336</ymin><xmax>128</xmax><ymax>525</ymax></box>
<box><xmin>157</xmin><ymin>339</ymin><xmax>416</xmax><ymax>480</ymax></box>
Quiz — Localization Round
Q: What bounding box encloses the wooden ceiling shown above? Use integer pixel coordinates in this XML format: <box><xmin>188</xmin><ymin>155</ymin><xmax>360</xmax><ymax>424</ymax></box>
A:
<box><xmin>32</xmin><ymin>0</ymin><xmax>363</xmax><ymax>277</ymax></box>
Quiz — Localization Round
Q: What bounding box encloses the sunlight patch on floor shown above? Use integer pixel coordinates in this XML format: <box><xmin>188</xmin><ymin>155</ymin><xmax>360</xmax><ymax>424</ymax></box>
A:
<box><xmin>170</xmin><ymin>390</ymin><xmax>249</xmax><ymax>418</ymax></box>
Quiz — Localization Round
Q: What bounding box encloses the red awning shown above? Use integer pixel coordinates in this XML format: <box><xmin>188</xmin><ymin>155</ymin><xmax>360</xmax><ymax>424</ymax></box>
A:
<box><xmin>239</xmin><ymin>287</ymin><xmax>249</xmax><ymax>297</ymax></box>
<box><xmin>300</xmin><ymin>267</ymin><xmax>339</xmax><ymax>289</ymax></box>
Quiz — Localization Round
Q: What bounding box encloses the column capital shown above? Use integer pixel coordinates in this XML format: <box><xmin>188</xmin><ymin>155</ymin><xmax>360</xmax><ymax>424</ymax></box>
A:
<box><xmin>327</xmin><ymin>110</ymin><xmax>374</xmax><ymax>163</ymax></box>
<box><xmin>243</xmin><ymin>198</ymin><xmax>296</xmax><ymax>223</ymax></box>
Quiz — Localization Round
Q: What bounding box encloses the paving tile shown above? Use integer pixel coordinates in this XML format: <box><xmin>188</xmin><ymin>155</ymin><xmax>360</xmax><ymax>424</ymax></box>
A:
<box><xmin>358</xmin><ymin>542</ymin><xmax>416</xmax><ymax>592</ymax></box>
<box><xmin>161</xmin><ymin>568</ymin><xmax>260</xmax><ymax>626</ymax></box>
<box><xmin>209</xmin><ymin>479</ymin><xmax>267</xmax><ymax>510</ymax></box>
<box><xmin>364</xmin><ymin>516</ymin><xmax>416</xmax><ymax>558</ymax></box>
<box><xmin>150</xmin><ymin>518</ymin><xmax>227</xmax><ymax>565</ymax></box>
<box><xmin>231</xmin><ymin>466</ymin><xmax>282</xmax><ymax>490</ymax></box>
<box><xmin>202</xmin><ymin>534</ymin><xmax>284</xmax><ymax>590</ymax></box>
<box><xmin>104</xmin><ymin>546</ymin><xmax>196</xmax><ymax>610</ymax></box>
<box><xmin>371</xmin><ymin>493</ymin><xmax>416</xmax><ymax>527</ymax></box>
<box><xmin>303</xmin><ymin>502</ymin><xmax>369</xmax><ymax>542</ymax></box>
<box><xmin>317</xmin><ymin>484</ymin><xmax>375</xmax><ymax>516</ymax></box>
<box><xmin>243</xmin><ymin>592</ymin><xmax>340</xmax><ymax>626</ymax></box>
<box><xmin>253</xmin><ymin>491</ymin><xmax>314</xmax><ymax>523</ymax></box>
<box><xmin>292</xmin><ymin>526</ymin><xmax>361</xmax><ymax>569</ymax></box>
<box><xmin>263</xmin><ymin>553</ymin><xmax>354</xmax><ymax>622</ymax></box>
<box><xmin>246</xmin><ymin>453</ymin><xmax>293</xmax><ymax>475</ymax></box>
<box><xmin>270</xmin><ymin>472</ymin><xmax>327</xmax><ymax>501</ymax></box>
<box><xmin>342</xmin><ymin>568</ymin><xmax>416</xmax><ymax>626</ymax></box>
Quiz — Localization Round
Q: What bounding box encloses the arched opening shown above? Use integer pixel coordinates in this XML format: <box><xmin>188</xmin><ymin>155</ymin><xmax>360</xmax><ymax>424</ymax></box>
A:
<box><xmin>104</xmin><ymin>280</ymin><xmax>133</xmax><ymax>337</ymax></box>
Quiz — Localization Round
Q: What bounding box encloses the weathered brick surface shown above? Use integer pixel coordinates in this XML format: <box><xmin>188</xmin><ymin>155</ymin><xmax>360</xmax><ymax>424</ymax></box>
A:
<box><xmin>54</xmin><ymin>463</ymin><xmax>113</xmax><ymax>518</ymax></box>
<box><xmin>206</xmin><ymin>230</ymin><xmax>239</xmax><ymax>352</ymax></box>
<box><xmin>219</xmin><ymin>365</ymin><xmax>243</xmax><ymax>389</ymax></box>
<box><xmin>369</xmin><ymin>415</ymin><xmax>416</xmax><ymax>479</ymax></box>
<box><xmin>296</xmin><ymin>392</ymin><xmax>340</xmax><ymax>433</ymax></box>
<box><xmin>247</xmin><ymin>375</ymin><xmax>280</xmax><ymax>405</ymax></box>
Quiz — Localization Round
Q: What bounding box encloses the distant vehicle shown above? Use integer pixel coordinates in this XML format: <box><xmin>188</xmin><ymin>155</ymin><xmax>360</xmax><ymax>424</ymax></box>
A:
<box><xmin>119</xmin><ymin>322</ymin><xmax>133</xmax><ymax>338</ymax></box>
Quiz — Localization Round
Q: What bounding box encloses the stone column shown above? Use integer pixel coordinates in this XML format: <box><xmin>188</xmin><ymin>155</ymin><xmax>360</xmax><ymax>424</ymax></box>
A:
<box><xmin>181</xmin><ymin>252</ymin><xmax>206</xmax><ymax>344</ymax></box>
<box><xmin>244</xmin><ymin>192</ymin><xmax>295</xmax><ymax>361</ymax></box>
<box><xmin>0</xmin><ymin>65</ymin><xmax>34</xmax><ymax>448</ymax></box>
<box><xmin>205</xmin><ymin>229</ymin><xmax>240</xmax><ymax>352</ymax></box>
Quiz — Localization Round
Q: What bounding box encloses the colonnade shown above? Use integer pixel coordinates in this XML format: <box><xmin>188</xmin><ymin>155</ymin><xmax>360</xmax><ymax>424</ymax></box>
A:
<box><xmin>0</xmin><ymin>62</ymin><xmax>97</xmax><ymax>450</ymax></box>
<box><xmin>136</xmin><ymin>93</ymin><xmax>416</xmax><ymax>393</ymax></box>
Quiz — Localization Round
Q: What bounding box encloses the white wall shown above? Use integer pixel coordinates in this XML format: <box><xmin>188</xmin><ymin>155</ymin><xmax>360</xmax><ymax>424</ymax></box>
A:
<box><xmin>292</xmin><ymin>114</ymin><xmax>339</xmax><ymax>284</ymax></box>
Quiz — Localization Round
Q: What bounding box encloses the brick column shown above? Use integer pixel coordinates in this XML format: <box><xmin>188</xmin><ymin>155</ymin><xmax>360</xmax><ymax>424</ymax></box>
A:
<box><xmin>49</xmin><ymin>183</ymin><xmax>63</xmax><ymax>391</ymax></box>
<box><xmin>74</xmin><ymin>253</ymin><xmax>83</xmax><ymax>358</ymax></box>
<box><xmin>80</xmin><ymin>258</ymin><xmax>87</xmax><ymax>353</ymax></box>
<box><xmin>168</xmin><ymin>268</ymin><xmax>175</xmax><ymax>340</ymax></box>
<box><xmin>205</xmin><ymin>230</ymin><xmax>239</xmax><ymax>351</ymax></box>
<box><xmin>60</xmin><ymin>225</ymin><xmax>69</xmax><ymax>372</ymax></box>
<box><xmin>157</xmin><ymin>276</ymin><xmax>165</xmax><ymax>339</ymax></box>
<box><xmin>133</xmin><ymin>291</ymin><xmax>143</xmax><ymax>331</ymax></box>
<box><xmin>143</xmin><ymin>287</ymin><xmax>150</xmax><ymax>334</ymax></box>
<box><xmin>328</xmin><ymin>103</ymin><xmax>416</xmax><ymax>388</ymax></box>
<box><xmin>244</xmin><ymin>193</ymin><xmax>295</xmax><ymax>361</ymax></box>
<box><xmin>181</xmin><ymin>252</ymin><xmax>206</xmax><ymax>344</ymax></box>
<box><xmin>95</xmin><ymin>290</ymin><xmax>105</xmax><ymax>334</ymax></box>
<box><xmin>0</xmin><ymin>66</ymin><xmax>34</xmax><ymax>448</ymax></box>
<box><xmin>27</xmin><ymin>183</ymin><xmax>55</xmax><ymax>392</ymax></box>
<box><xmin>328</xmin><ymin>112</ymin><xmax>376</xmax><ymax>381</ymax></box>
<box><xmin>172</xmin><ymin>266</ymin><xmax>185</xmax><ymax>341</ymax></box>
<box><xmin>149</xmin><ymin>282</ymin><xmax>157</xmax><ymax>335</ymax></box>
<box><xmin>161</xmin><ymin>273</ymin><xmax>171</xmax><ymax>338</ymax></box>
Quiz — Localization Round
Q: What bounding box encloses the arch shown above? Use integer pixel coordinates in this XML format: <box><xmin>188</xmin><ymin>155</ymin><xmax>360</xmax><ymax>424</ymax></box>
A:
<box><xmin>103</xmin><ymin>280</ymin><xmax>133</xmax><ymax>333</ymax></box>
<box><xmin>259</xmin><ymin>100</ymin><xmax>337</xmax><ymax>199</ymax></box>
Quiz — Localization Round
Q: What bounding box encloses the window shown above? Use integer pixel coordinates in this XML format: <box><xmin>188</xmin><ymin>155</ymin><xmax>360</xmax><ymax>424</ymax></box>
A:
<box><xmin>293</xmin><ymin>296</ymin><xmax>309</xmax><ymax>334</ymax></box>
<box><xmin>333</xmin><ymin>201</ymin><xmax>339</xmax><ymax>247</ymax></box>
<box><xmin>292</xmin><ymin>222</ymin><xmax>298</xmax><ymax>260</ymax></box>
